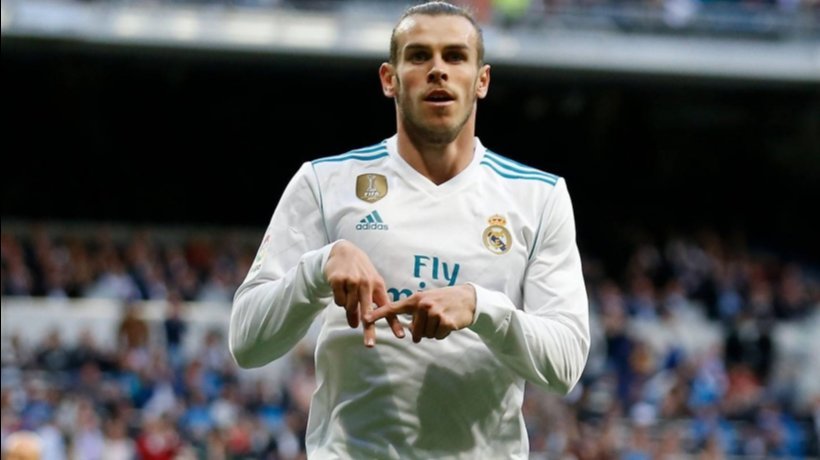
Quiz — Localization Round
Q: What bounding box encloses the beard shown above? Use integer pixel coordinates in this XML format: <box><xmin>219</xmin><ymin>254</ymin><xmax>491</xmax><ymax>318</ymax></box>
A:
<box><xmin>396</xmin><ymin>81</ymin><xmax>476</xmax><ymax>146</ymax></box>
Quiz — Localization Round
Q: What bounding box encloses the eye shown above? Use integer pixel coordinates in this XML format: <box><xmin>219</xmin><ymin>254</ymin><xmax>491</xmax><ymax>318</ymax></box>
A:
<box><xmin>409</xmin><ymin>51</ymin><xmax>429</xmax><ymax>63</ymax></box>
<box><xmin>445</xmin><ymin>51</ymin><xmax>467</xmax><ymax>62</ymax></box>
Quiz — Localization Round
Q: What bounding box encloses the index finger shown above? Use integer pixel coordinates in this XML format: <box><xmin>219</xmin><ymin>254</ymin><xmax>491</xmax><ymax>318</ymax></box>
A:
<box><xmin>366</xmin><ymin>296</ymin><xmax>415</xmax><ymax>323</ymax></box>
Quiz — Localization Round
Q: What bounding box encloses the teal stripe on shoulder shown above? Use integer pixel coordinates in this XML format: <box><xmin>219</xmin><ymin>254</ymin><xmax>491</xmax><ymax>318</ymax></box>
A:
<box><xmin>480</xmin><ymin>160</ymin><xmax>558</xmax><ymax>185</ymax></box>
<box><xmin>484</xmin><ymin>151</ymin><xmax>560</xmax><ymax>182</ymax></box>
<box><xmin>312</xmin><ymin>148</ymin><xmax>388</xmax><ymax>165</ymax></box>
<box><xmin>349</xmin><ymin>141</ymin><xmax>387</xmax><ymax>154</ymax></box>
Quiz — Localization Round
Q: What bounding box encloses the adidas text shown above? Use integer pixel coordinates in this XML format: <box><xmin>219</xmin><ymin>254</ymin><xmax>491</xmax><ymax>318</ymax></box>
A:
<box><xmin>356</xmin><ymin>222</ymin><xmax>389</xmax><ymax>231</ymax></box>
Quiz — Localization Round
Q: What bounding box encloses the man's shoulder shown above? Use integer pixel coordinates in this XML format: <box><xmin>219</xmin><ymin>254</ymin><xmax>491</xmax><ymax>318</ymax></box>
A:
<box><xmin>311</xmin><ymin>140</ymin><xmax>390</xmax><ymax>167</ymax></box>
<box><xmin>479</xmin><ymin>149</ymin><xmax>562</xmax><ymax>189</ymax></box>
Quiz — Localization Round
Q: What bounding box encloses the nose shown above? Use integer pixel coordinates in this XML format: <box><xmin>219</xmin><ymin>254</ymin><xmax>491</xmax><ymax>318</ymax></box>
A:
<box><xmin>427</xmin><ymin>58</ymin><xmax>448</xmax><ymax>83</ymax></box>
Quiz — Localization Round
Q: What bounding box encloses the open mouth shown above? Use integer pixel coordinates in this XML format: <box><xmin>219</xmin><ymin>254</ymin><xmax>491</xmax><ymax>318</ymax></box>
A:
<box><xmin>424</xmin><ymin>90</ymin><xmax>455</xmax><ymax>103</ymax></box>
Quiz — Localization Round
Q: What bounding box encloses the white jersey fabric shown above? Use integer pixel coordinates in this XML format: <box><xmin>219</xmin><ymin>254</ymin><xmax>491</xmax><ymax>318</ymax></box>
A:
<box><xmin>230</xmin><ymin>135</ymin><xmax>590</xmax><ymax>459</ymax></box>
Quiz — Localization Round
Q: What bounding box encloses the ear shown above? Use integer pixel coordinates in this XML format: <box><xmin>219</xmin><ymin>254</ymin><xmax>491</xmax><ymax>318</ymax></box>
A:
<box><xmin>476</xmin><ymin>64</ymin><xmax>491</xmax><ymax>99</ymax></box>
<box><xmin>379</xmin><ymin>63</ymin><xmax>397</xmax><ymax>98</ymax></box>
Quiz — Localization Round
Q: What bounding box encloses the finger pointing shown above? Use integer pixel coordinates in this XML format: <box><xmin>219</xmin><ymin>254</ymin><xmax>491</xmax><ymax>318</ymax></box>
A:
<box><xmin>360</xmin><ymin>285</ymin><xmax>375</xmax><ymax>348</ymax></box>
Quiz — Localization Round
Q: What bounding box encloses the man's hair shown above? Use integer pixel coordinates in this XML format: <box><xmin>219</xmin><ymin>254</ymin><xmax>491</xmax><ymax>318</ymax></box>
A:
<box><xmin>389</xmin><ymin>1</ymin><xmax>485</xmax><ymax>66</ymax></box>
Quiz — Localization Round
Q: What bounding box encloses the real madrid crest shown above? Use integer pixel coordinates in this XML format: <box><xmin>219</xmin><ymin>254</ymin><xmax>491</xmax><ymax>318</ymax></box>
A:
<box><xmin>356</xmin><ymin>173</ymin><xmax>388</xmax><ymax>203</ymax></box>
<box><xmin>483</xmin><ymin>215</ymin><xmax>512</xmax><ymax>255</ymax></box>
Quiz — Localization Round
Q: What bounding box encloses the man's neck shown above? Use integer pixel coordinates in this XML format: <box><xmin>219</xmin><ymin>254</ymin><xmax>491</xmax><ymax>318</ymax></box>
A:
<box><xmin>396</xmin><ymin>127</ymin><xmax>476</xmax><ymax>186</ymax></box>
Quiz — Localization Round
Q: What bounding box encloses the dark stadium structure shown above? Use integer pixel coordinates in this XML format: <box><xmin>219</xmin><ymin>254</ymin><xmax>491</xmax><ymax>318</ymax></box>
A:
<box><xmin>3</xmin><ymin>35</ymin><xmax>819</xmax><ymax>267</ymax></box>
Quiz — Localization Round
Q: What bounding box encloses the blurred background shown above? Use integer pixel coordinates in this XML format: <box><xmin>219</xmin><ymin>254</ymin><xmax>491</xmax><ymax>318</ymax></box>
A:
<box><xmin>2</xmin><ymin>0</ymin><xmax>819</xmax><ymax>458</ymax></box>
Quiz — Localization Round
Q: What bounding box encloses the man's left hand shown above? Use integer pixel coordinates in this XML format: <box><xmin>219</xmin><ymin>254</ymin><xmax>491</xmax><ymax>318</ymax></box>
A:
<box><xmin>365</xmin><ymin>284</ymin><xmax>476</xmax><ymax>343</ymax></box>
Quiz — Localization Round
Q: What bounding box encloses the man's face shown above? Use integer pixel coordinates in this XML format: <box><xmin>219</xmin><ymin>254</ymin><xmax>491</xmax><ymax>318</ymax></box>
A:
<box><xmin>381</xmin><ymin>15</ymin><xmax>490</xmax><ymax>145</ymax></box>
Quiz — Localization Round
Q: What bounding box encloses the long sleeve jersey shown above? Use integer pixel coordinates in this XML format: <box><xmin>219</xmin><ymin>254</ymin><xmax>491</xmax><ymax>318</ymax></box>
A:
<box><xmin>230</xmin><ymin>135</ymin><xmax>590</xmax><ymax>459</ymax></box>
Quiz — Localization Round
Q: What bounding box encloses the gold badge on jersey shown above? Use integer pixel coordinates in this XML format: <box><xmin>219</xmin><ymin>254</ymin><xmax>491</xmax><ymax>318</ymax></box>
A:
<box><xmin>356</xmin><ymin>173</ymin><xmax>388</xmax><ymax>203</ymax></box>
<box><xmin>483</xmin><ymin>215</ymin><xmax>512</xmax><ymax>255</ymax></box>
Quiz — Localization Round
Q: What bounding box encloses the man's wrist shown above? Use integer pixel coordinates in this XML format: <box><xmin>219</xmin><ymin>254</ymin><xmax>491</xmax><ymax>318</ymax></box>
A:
<box><xmin>467</xmin><ymin>283</ymin><xmax>515</xmax><ymax>338</ymax></box>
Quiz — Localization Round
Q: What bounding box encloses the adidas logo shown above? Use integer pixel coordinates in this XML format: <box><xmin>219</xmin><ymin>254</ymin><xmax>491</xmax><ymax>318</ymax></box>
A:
<box><xmin>356</xmin><ymin>210</ymin><xmax>389</xmax><ymax>231</ymax></box>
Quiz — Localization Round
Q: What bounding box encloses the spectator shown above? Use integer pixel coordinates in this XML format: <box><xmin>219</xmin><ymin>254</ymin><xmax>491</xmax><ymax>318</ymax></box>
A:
<box><xmin>2</xmin><ymin>430</ymin><xmax>42</xmax><ymax>460</ymax></box>
<box><xmin>117</xmin><ymin>302</ymin><xmax>149</xmax><ymax>351</ymax></box>
<box><xmin>163</xmin><ymin>291</ymin><xmax>188</xmax><ymax>370</ymax></box>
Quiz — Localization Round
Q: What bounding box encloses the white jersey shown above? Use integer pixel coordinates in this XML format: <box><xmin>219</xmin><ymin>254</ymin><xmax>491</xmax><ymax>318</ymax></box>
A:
<box><xmin>230</xmin><ymin>135</ymin><xmax>590</xmax><ymax>459</ymax></box>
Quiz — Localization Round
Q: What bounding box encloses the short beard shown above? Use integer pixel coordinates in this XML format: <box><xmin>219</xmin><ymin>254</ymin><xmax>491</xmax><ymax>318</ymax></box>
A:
<box><xmin>401</xmin><ymin>106</ymin><xmax>469</xmax><ymax>146</ymax></box>
<box><xmin>396</xmin><ymin>78</ymin><xmax>475</xmax><ymax>146</ymax></box>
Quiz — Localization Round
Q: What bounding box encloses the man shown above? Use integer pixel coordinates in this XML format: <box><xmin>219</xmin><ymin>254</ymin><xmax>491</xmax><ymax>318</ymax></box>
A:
<box><xmin>2</xmin><ymin>431</ymin><xmax>42</xmax><ymax>460</ymax></box>
<box><xmin>230</xmin><ymin>2</ymin><xmax>589</xmax><ymax>458</ymax></box>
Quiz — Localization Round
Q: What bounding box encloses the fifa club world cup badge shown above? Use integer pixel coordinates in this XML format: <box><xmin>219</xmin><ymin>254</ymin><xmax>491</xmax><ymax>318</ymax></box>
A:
<box><xmin>356</xmin><ymin>174</ymin><xmax>388</xmax><ymax>203</ymax></box>
<box><xmin>483</xmin><ymin>215</ymin><xmax>512</xmax><ymax>255</ymax></box>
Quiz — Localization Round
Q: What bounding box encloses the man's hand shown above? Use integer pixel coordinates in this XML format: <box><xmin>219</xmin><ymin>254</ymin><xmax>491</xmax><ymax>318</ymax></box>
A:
<box><xmin>324</xmin><ymin>240</ymin><xmax>404</xmax><ymax>347</ymax></box>
<box><xmin>365</xmin><ymin>285</ymin><xmax>476</xmax><ymax>343</ymax></box>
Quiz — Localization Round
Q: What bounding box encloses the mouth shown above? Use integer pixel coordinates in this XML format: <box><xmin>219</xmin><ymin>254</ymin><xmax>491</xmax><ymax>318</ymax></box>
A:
<box><xmin>424</xmin><ymin>89</ymin><xmax>455</xmax><ymax>105</ymax></box>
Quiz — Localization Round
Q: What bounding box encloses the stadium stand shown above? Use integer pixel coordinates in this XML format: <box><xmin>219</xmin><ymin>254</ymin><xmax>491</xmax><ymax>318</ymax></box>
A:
<box><xmin>1</xmin><ymin>0</ymin><xmax>818</xmax><ymax>82</ymax></box>
<box><xmin>2</xmin><ymin>221</ymin><xmax>818</xmax><ymax>458</ymax></box>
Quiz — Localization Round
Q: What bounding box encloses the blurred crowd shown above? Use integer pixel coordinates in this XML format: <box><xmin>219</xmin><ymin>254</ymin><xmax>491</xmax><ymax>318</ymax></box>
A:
<box><xmin>216</xmin><ymin>0</ymin><xmax>820</xmax><ymax>37</ymax></box>
<box><xmin>0</xmin><ymin>226</ymin><xmax>254</xmax><ymax>304</ymax></box>
<box><xmin>454</xmin><ymin>0</ymin><xmax>817</xmax><ymax>34</ymax></box>
<box><xmin>1</xmin><ymin>223</ymin><xmax>818</xmax><ymax>459</ymax></box>
<box><xmin>48</xmin><ymin>0</ymin><xmax>819</xmax><ymax>38</ymax></box>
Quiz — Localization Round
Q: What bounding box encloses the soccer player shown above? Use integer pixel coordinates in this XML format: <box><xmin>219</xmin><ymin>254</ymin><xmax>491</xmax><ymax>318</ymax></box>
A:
<box><xmin>229</xmin><ymin>2</ymin><xmax>590</xmax><ymax>457</ymax></box>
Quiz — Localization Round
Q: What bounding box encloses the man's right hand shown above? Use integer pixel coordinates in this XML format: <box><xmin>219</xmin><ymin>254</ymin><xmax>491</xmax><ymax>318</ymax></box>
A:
<box><xmin>324</xmin><ymin>240</ymin><xmax>405</xmax><ymax>347</ymax></box>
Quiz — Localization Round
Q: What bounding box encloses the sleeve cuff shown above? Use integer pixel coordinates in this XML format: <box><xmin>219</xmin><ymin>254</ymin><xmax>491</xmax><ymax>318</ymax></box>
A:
<box><xmin>303</xmin><ymin>240</ymin><xmax>343</xmax><ymax>299</ymax></box>
<box><xmin>467</xmin><ymin>283</ymin><xmax>516</xmax><ymax>339</ymax></box>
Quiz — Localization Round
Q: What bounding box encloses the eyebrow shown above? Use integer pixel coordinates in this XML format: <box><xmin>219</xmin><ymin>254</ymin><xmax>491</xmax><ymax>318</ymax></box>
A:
<box><xmin>404</xmin><ymin>43</ymin><xmax>470</xmax><ymax>51</ymax></box>
<box><xmin>403</xmin><ymin>43</ymin><xmax>471</xmax><ymax>54</ymax></box>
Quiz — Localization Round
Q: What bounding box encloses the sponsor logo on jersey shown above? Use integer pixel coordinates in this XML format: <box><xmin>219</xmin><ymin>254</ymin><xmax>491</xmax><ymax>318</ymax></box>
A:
<box><xmin>356</xmin><ymin>173</ymin><xmax>388</xmax><ymax>203</ymax></box>
<box><xmin>356</xmin><ymin>210</ymin><xmax>389</xmax><ymax>231</ymax></box>
<box><xmin>483</xmin><ymin>215</ymin><xmax>512</xmax><ymax>255</ymax></box>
